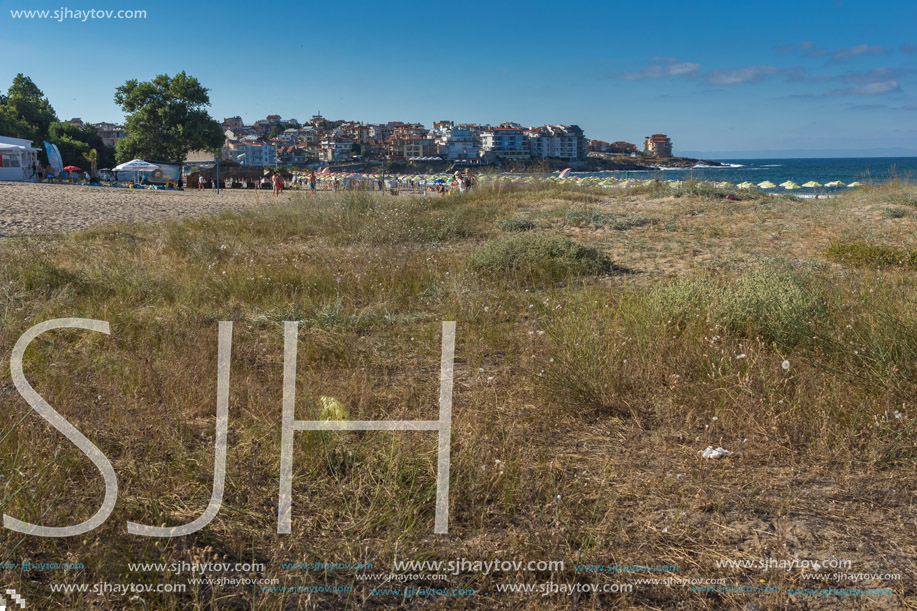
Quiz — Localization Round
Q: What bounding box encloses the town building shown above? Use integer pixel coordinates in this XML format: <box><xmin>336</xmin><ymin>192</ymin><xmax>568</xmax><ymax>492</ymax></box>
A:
<box><xmin>479</xmin><ymin>126</ymin><xmax>531</xmax><ymax>162</ymax></box>
<box><xmin>527</xmin><ymin>125</ymin><xmax>587</xmax><ymax>161</ymax></box>
<box><xmin>92</xmin><ymin>122</ymin><xmax>127</xmax><ymax>149</ymax></box>
<box><xmin>320</xmin><ymin>137</ymin><xmax>353</xmax><ymax>162</ymax></box>
<box><xmin>432</xmin><ymin>125</ymin><xmax>479</xmax><ymax>160</ymax></box>
<box><xmin>385</xmin><ymin>135</ymin><xmax>437</xmax><ymax>160</ymax></box>
<box><xmin>276</xmin><ymin>145</ymin><xmax>314</xmax><ymax>167</ymax></box>
<box><xmin>225</xmin><ymin>139</ymin><xmax>277</xmax><ymax>166</ymax></box>
<box><xmin>609</xmin><ymin>141</ymin><xmax>637</xmax><ymax>154</ymax></box>
<box><xmin>222</xmin><ymin>116</ymin><xmax>244</xmax><ymax>130</ymax></box>
<box><xmin>643</xmin><ymin>134</ymin><xmax>673</xmax><ymax>157</ymax></box>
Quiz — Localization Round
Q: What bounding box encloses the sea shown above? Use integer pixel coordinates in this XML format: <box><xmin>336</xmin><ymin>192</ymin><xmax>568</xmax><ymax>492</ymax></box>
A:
<box><xmin>576</xmin><ymin>157</ymin><xmax>917</xmax><ymax>192</ymax></box>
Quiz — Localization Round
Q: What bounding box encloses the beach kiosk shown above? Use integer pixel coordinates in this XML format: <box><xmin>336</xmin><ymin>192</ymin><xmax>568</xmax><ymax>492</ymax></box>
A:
<box><xmin>0</xmin><ymin>136</ymin><xmax>40</xmax><ymax>182</ymax></box>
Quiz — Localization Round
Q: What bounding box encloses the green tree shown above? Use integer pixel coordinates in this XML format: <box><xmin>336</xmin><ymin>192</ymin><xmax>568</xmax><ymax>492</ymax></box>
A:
<box><xmin>268</xmin><ymin>122</ymin><xmax>290</xmax><ymax>139</ymax></box>
<box><xmin>71</xmin><ymin>124</ymin><xmax>115</xmax><ymax>168</ymax></box>
<box><xmin>82</xmin><ymin>148</ymin><xmax>99</xmax><ymax>179</ymax></box>
<box><xmin>5</xmin><ymin>74</ymin><xmax>58</xmax><ymax>141</ymax></box>
<box><xmin>0</xmin><ymin>102</ymin><xmax>34</xmax><ymax>140</ymax></box>
<box><xmin>47</xmin><ymin>122</ymin><xmax>90</xmax><ymax>168</ymax></box>
<box><xmin>114</xmin><ymin>72</ymin><xmax>225</xmax><ymax>162</ymax></box>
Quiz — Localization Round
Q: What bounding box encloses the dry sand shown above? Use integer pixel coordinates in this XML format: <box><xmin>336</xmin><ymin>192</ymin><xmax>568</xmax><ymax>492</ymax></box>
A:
<box><xmin>0</xmin><ymin>181</ymin><xmax>288</xmax><ymax>237</ymax></box>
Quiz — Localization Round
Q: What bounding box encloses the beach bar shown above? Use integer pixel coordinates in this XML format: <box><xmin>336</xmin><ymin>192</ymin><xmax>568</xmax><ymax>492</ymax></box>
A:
<box><xmin>0</xmin><ymin>136</ymin><xmax>40</xmax><ymax>182</ymax></box>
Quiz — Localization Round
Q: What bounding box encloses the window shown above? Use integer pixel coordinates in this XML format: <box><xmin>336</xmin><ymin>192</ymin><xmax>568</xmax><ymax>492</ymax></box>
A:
<box><xmin>1</xmin><ymin>154</ymin><xmax>20</xmax><ymax>167</ymax></box>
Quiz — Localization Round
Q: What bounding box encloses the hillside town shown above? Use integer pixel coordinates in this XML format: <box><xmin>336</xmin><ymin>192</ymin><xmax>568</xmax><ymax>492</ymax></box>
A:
<box><xmin>59</xmin><ymin>113</ymin><xmax>673</xmax><ymax>169</ymax></box>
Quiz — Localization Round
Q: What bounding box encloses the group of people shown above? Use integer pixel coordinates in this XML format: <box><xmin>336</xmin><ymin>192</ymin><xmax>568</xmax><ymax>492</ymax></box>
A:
<box><xmin>190</xmin><ymin>168</ymin><xmax>477</xmax><ymax>197</ymax></box>
<box><xmin>193</xmin><ymin>172</ymin><xmax>287</xmax><ymax>195</ymax></box>
<box><xmin>453</xmin><ymin>170</ymin><xmax>476</xmax><ymax>194</ymax></box>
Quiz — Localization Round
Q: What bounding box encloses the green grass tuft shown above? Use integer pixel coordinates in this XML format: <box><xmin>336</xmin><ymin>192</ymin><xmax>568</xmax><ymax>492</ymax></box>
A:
<box><xmin>471</xmin><ymin>233</ymin><xmax>616</xmax><ymax>285</ymax></box>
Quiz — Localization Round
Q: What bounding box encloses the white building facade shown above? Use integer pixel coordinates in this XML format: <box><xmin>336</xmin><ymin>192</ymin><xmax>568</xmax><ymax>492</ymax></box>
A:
<box><xmin>0</xmin><ymin>136</ymin><xmax>41</xmax><ymax>182</ymax></box>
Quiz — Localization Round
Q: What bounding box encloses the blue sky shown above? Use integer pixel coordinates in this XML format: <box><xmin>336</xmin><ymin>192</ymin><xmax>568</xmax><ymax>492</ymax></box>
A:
<box><xmin>2</xmin><ymin>0</ymin><xmax>916</xmax><ymax>156</ymax></box>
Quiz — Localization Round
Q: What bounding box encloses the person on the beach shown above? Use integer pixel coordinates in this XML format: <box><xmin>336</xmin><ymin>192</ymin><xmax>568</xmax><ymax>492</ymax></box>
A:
<box><xmin>333</xmin><ymin>177</ymin><xmax>339</xmax><ymax>192</ymax></box>
<box><xmin>309</xmin><ymin>170</ymin><xmax>316</xmax><ymax>193</ymax></box>
<box><xmin>198</xmin><ymin>174</ymin><xmax>205</xmax><ymax>190</ymax></box>
<box><xmin>272</xmin><ymin>172</ymin><xmax>284</xmax><ymax>196</ymax></box>
<box><xmin>455</xmin><ymin>171</ymin><xmax>465</xmax><ymax>194</ymax></box>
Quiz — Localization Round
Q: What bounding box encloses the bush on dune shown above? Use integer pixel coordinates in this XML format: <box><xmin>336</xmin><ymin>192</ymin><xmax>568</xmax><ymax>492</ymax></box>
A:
<box><xmin>470</xmin><ymin>233</ymin><xmax>616</xmax><ymax>285</ymax></box>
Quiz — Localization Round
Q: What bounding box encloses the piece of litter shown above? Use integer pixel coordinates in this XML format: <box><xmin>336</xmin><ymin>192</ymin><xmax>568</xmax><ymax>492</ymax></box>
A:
<box><xmin>782</xmin><ymin>360</ymin><xmax>791</xmax><ymax>370</ymax></box>
<box><xmin>700</xmin><ymin>446</ymin><xmax>733</xmax><ymax>459</ymax></box>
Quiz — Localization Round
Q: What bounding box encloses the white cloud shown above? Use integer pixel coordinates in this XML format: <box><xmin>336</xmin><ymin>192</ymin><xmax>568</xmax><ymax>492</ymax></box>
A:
<box><xmin>619</xmin><ymin>60</ymin><xmax>700</xmax><ymax>80</ymax></box>
<box><xmin>777</xmin><ymin>41</ymin><xmax>826</xmax><ymax>56</ymax></box>
<box><xmin>831</xmin><ymin>44</ymin><xmax>887</xmax><ymax>61</ymax></box>
<box><xmin>841</xmin><ymin>67</ymin><xmax>912</xmax><ymax>83</ymax></box>
<box><xmin>826</xmin><ymin>80</ymin><xmax>901</xmax><ymax>96</ymax></box>
<box><xmin>704</xmin><ymin>66</ymin><xmax>779</xmax><ymax>85</ymax></box>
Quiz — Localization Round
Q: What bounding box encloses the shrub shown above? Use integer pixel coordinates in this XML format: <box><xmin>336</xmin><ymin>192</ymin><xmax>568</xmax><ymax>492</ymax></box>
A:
<box><xmin>882</xmin><ymin>207</ymin><xmax>910</xmax><ymax>219</ymax></box>
<box><xmin>471</xmin><ymin>233</ymin><xmax>615</xmax><ymax>285</ymax></box>
<box><xmin>715</xmin><ymin>266</ymin><xmax>828</xmax><ymax>348</ymax></box>
<box><xmin>496</xmin><ymin>218</ymin><xmax>537</xmax><ymax>232</ymax></box>
<box><xmin>826</xmin><ymin>240</ymin><xmax>917</xmax><ymax>268</ymax></box>
<box><xmin>644</xmin><ymin>265</ymin><xmax>829</xmax><ymax>349</ymax></box>
<box><xmin>561</xmin><ymin>205</ymin><xmax>653</xmax><ymax>230</ymax></box>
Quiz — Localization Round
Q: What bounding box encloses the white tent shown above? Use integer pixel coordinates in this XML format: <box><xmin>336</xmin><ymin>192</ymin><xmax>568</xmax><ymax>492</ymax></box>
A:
<box><xmin>113</xmin><ymin>159</ymin><xmax>160</xmax><ymax>183</ymax></box>
<box><xmin>0</xmin><ymin>136</ymin><xmax>40</xmax><ymax>182</ymax></box>
<box><xmin>113</xmin><ymin>159</ymin><xmax>160</xmax><ymax>172</ymax></box>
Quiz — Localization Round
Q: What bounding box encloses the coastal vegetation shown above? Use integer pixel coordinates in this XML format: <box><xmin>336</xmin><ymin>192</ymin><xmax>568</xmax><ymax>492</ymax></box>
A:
<box><xmin>0</xmin><ymin>74</ymin><xmax>117</xmax><ymax>169</ymax></box>
<box><xmin>114</xmin><ymin>72</ymin><xmax>224</xmax><ymax>163</ymax></box>
<box><xmin>0</xmin><ymin>181</ymin><xmax>915</xmax><ymax>608</ymax></box>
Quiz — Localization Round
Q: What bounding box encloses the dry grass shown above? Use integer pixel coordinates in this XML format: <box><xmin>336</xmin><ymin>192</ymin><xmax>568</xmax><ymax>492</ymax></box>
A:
<box><xmin>0</xmin><ymin>182</ymin><xmax>915</xmax><ymax>609</ymax></box>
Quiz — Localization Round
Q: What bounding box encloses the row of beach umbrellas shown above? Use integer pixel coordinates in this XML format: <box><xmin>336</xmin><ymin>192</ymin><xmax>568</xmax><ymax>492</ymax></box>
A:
<box><xmin>291</xmin><ymin>171</ymin><xmax>867</xmax><ymax>190</ymax></box>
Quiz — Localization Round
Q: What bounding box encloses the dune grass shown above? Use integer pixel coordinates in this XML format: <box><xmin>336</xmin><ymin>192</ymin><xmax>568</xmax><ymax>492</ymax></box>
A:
<box><xmin>1</xmin><ymin>182</ymin><xmax>915</xmax><ymax>609</ymax></box>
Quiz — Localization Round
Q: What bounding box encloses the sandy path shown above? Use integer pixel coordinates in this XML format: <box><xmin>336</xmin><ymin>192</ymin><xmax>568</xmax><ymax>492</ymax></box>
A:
<box><xmin>0</xmin><ymin>182</ymin><xmax>291</xmax><ymax>237</ymax></box>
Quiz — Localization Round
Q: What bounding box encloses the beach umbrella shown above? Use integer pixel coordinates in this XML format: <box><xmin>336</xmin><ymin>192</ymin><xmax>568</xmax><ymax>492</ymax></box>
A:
<box><xmin>715</xmin><ymin>181</ymin><xmax>734</xmax><ymax>188</ymax></box>
<box><xmin>737</xmin><ymin>181</ymin><xmax>757</xmax><ymax>189</ymax></box>
<box><xmin>847</xmin><ymin>181</ymin><xmax>862</xmax><ymax>187</ymax></box>
<box><xmin>824</xmin><ymin>181</ymin><xmax>845</xmax><ymax>187</ymax></box>
<box><xmin>801</xmin><ymin>181</ymin><xmax>822</xmax><ymax>188</ymax></box>
<box><xmin>113</xmin><ymin>159</ymin><xmax>159</xmax><ymax>172</ymax></box>
<box><xmin>113</xmin><ymin>159</ymin><xmax>160</xmax><ymax>184</ymax></box>
<box><xmin>758</xmin><ymin>181</ymin><xmax>776</xmax><ymax>189</ymax></box>
<box><xmin>780</xmin><ymin>181</ymin><xmax>801</xmax><ymax>190</ymax></box>
<box><xmin>63</xmin><ymin>165</ymin><xmax>82</xmax><ymax>172</ymax></box>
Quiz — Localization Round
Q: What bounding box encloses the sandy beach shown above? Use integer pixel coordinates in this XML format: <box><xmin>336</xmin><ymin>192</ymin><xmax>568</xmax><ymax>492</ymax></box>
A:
<box><xmin>0</xmin><ymin>181</ymin><xmax>287</xmax><ymax>237</ymax></box>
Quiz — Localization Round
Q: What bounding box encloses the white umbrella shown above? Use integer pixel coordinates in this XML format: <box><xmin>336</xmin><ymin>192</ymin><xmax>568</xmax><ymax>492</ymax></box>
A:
<box><xmin>113</xmin><ymin>159</ymin><xmax>159</xmax><ymax>184</ymax></box>
<box><xmin>113</xmin><ymin>159</ymin><xmax>160</xmax><ymax>172</ymax></box>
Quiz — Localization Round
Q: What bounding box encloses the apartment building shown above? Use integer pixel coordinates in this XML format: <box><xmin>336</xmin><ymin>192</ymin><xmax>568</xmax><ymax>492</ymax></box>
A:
<box><xmin>479</xmin><ymin>127</ymin><xmax>531</xmax><ymax>161</ymax></box>
<box><xmin>643</xmin><ymin>134</ymin><xmax>673</xmax><ymax>157</ymax></box>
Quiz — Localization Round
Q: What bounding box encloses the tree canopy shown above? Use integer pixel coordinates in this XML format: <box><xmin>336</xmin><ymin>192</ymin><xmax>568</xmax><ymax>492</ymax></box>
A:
<box><xmin>0</xmin><ymin>102</ymin><xmax>34</xmax><ymax>140</ymax></box>
<box><xmin>4</xmin><ymin>74</ymin><xmax>58</xmax><ymax>141</ymax></box>
<box><xmin>114</xmin><ymin>72</ymin><xmax>224</xmax><ymax>162</ymax></box>
<box><xmin>47</xmin><ymin>122</ymin><xmax>116</xmax><ymax>170</ymax></box>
